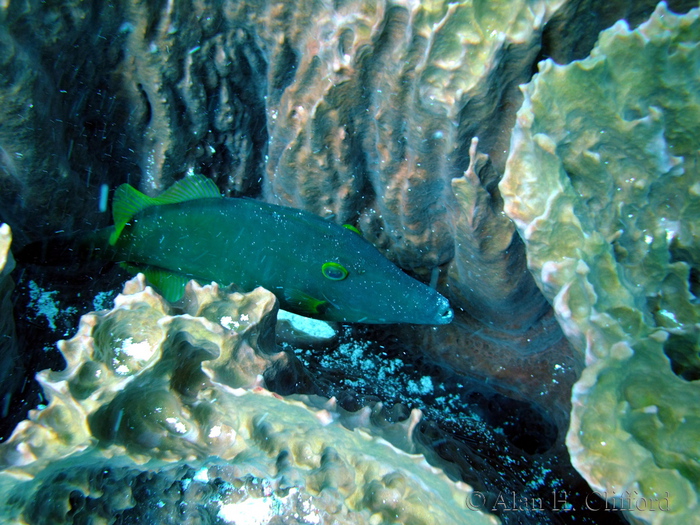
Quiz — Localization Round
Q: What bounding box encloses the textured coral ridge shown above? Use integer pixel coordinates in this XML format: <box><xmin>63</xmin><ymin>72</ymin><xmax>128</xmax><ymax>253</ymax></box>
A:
<box><xmin>501</xmin><ymin>3</ymin><xmax>700</xmax><ymax>524</ymax></box>
<box><xmin>0</xmin><ymin>275</ymin><xmax>497</xmax><ymax>525</ymax></box>
<box><xmin>264</xmin><ymin>0</ymin><xmax>562</xmax><ymax>258</ymax></box>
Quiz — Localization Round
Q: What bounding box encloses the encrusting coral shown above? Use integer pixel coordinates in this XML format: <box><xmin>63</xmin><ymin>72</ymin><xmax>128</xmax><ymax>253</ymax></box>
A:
<box><xmin>500</xmin><ymin>3</ymin><xmax>700</xmax><ymax>523</ymax></box>
<box><xmin>0</xmin><ymin>271</ymin><xmax>498</xmax><ymax>525</ymax></box>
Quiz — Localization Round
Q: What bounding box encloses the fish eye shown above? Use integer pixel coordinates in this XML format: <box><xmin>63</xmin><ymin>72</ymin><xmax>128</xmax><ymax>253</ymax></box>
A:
<box><xmin>322</xmin><ymin>261</ymin><xmax>348</xmax><ymax>280</ymax></box>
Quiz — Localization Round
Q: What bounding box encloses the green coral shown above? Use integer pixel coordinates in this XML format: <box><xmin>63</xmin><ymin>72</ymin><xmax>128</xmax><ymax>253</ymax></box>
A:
<box><xmin>500</xmin><ymin>3</ymin><xmax>700</xmax><ymax>524</ymax></box>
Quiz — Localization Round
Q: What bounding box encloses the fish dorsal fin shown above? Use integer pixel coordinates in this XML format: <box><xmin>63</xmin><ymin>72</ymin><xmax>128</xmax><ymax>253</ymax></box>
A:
<box><xmin>110</xmin><ymin>175</ymin><xmax>221</xmax><ymax>245</ymax></box>
<box><xmin>157</xmin><ymin>174</ymin><xmax>221</xmax><ymax>203</ymax></box>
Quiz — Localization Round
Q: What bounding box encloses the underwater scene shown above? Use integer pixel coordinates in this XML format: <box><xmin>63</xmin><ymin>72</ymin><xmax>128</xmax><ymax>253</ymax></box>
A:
<box><xmin>1</xmin><ymin>1</ymin><xmax>699</xmax><ymax>524</ymax></box>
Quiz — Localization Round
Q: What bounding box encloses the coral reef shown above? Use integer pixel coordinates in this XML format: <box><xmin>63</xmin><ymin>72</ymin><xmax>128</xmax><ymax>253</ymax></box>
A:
<box><xmin>0</xmin><ymin>6</ymin><xmax>109</xmax><ymax>245</ymax></box>
<box><xmin>4</xmin><ymin>1</ymin><xmax>700</xmax><ymax>524</ymax></box>
<box><xmin>0</xmin><ymin>274</ymin><xmax>497</xmax><ymax>524</ymax></box>
<box><xmin>501</xmin><ymin>3</ymin><xmax>700</xmax><ymax>523</ymax></box>
<box><xmin>259</xmin><ymin>0</ymin><xmax>562</xmax><ymax>332</ymax></box>
<box><xmin>262</xmin><ymin>0</ymin><xmax>561</xmax><ymax>263</ymax></box>
<box><xmin>540</xmin><ymin>0</ymin><xmax>698</xmax><ymax>63</ymax></box>
<box><xmin>0</xmin><ymin>0</ymin><xmax>565</xmax><ymax>332</ymax></box>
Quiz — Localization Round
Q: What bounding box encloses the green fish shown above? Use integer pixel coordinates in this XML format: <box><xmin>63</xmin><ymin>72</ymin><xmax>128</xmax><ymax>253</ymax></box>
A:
<box><xmin>31</xmin><ymin>175</ymin><xmax>454</xmax><ymax>324</ymax></box>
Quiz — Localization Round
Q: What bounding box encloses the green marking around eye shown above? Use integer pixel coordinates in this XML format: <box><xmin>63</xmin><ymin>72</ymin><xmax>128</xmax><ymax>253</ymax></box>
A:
<box><xmin>322</xmin><ymin>261</ymin><xmax>348</xmax><ymax>280</ymax></box>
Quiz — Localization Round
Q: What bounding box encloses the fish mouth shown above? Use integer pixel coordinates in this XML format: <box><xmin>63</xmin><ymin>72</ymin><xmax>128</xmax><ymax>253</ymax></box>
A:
<box><xmin>435</xmin><ymin>304</ymin><xmax>454</xmax><ymax>324</ymax></box>
<box><xmin>431</xmin><ymin>294</ymin><xmax>454</xmax><ymax>324</ymax></box>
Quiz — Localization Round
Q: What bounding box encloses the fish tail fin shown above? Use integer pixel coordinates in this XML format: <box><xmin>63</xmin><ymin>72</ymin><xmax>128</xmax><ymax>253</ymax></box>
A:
<box><xmin>16</xmin><ymin>228</ymin><xmax>114</xmax><ymax>266</ymax></box>
<box><xmin>110</xmin><ymin>174</ymin><xmax>220</xmax><ymax>244</ymax></box>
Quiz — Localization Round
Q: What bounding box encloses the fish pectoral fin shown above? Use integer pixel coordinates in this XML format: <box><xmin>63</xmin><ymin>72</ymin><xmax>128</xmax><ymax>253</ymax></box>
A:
<box><xmin>110</xmin><ymin>174</ymin><xmax>221</xmax><ymax>245</ymax></box>
<box><xmin>119</xmin><ymin>263</ymin><xmax>193</xmax><ymax>302</ymax></box>
<box><xmin>342</xmin><ymin>224</ymin><xmax>362</xmax><ymax>235</ymax></box>
<box><xmin>283</xmin><ymin>288</ymin><xmax>328</xmax><ymax>316</ymax></box>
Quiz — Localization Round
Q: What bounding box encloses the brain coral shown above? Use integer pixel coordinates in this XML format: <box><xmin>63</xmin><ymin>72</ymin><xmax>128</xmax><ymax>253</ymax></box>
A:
<box><xmin>0</xmin><ymin>272</ymin><xmax>498</xmax><ymax>525</ymax></box>
<box><xmin>500</xmin><ymin>3</ymin><xmax>700</xmax><ymax>524</ymax></box>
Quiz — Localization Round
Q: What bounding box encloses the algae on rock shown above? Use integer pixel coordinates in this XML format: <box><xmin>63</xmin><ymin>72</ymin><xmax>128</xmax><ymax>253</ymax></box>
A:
<box><xmin>500</xmin><ymin>3</ymin><xmax>700</xmax><ymax>523</ymax></box>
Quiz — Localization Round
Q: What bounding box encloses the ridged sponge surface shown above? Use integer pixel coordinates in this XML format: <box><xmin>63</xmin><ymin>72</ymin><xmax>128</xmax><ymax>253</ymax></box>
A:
<box><xmin>501</xmin><ymin>3</ymin><xmax>700</xmax><ymax>524</ymax></box>
<box><xmin>0</xmin><ymin>272</ymin><xmax>497</xmax><ymax>525</ymax></box>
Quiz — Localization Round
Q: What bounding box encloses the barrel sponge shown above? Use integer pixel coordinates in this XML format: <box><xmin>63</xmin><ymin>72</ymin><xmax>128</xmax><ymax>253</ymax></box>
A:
<box><xmin>500</xmin><ymin>3</ymin><xmax>700</xmax><ymax>523</ymax></box>
<box><xmin>0</xmin><ymin>272</ymin><xmax>497</xmax><ymax>525</ymax></box>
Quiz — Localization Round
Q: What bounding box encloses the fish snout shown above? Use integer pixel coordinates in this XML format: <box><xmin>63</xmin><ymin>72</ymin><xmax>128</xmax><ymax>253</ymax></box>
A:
<box><xmin>438</xmin><ymin>306</ymin><xmax>455</xmax><ymax>324</ymax></box>
<box><xmin>431</xmin><ymin>294</ymin><xmax>454</xmax><ymax>324</ymax></box>
<box><xmin>436</xmin><ymin>304</ymin><xmax>454</xmax><ymax>324</ymax></box>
